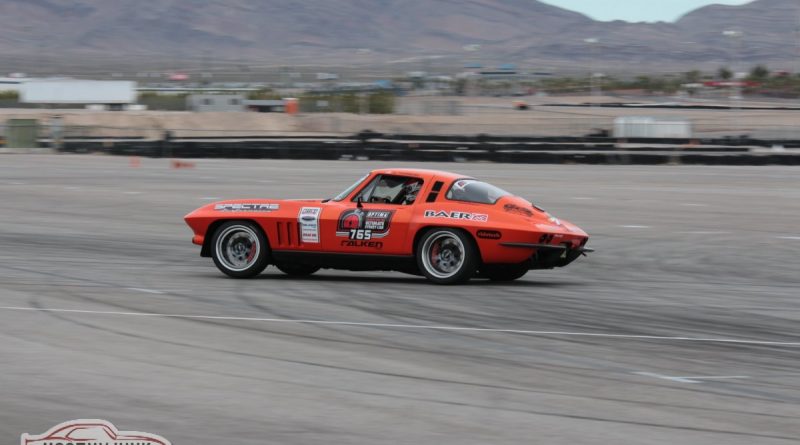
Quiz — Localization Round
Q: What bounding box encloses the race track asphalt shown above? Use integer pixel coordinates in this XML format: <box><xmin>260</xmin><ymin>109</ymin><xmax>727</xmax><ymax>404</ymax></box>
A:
<box><xmin>1</xmin><ymin>155</ymin><xmax>799</xmax><ymax>444</ymax></box>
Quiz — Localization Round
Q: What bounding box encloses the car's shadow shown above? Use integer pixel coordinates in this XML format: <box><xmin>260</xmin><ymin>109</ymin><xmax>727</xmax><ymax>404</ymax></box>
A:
<box><xmin>248</xmin><ymin>272</ymin><xmax>576</xmax><ymax>287</ymax></box>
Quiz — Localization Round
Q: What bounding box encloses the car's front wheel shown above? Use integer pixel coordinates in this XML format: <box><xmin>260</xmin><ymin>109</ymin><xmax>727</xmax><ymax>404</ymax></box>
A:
<box><xmin>417</xmin><ymin>228</ymin><xmax>478</xmax><ymax>284</ymax></box>
<box><xmin>211</xmin><ymin>221</ymin><xmax>270</xmax><ymax>278</ymax></box>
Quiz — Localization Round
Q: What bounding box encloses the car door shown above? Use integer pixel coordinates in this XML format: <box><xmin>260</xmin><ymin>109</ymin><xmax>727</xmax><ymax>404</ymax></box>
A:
<box><xmin>318</xmin><ymin>174</ymin><xmax>422</xmax><ymax>255</ymax></box>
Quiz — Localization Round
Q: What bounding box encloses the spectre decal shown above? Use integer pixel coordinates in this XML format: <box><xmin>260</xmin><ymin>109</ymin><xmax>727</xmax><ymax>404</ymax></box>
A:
<box><xmin>214</xmin><ymin>203</ymin><xmax>279</xmax><ymax>212</ymax></box>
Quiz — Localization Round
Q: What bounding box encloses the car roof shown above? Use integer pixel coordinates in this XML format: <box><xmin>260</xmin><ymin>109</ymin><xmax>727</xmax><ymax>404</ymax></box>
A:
<box><xmin>369</xmin><ymin>168</ymin><xmax>469</xmax><ymax>182</ymax></box>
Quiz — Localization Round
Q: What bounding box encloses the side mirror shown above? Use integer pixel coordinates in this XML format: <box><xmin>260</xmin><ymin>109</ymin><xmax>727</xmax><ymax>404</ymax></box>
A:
<box><xmin>356</xmin><ymin>195</ymin><xmax>364</xmax><ymax>209</ymax></box>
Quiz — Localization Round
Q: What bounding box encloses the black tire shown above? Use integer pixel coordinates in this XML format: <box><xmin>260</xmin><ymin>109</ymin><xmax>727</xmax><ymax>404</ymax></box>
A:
<box><xmin>484</xmin><ymin>263</ymin><xmax>530</xmax><ymax>282</ymax></box>
<box><xmin>211</xmin><ymin>221</ymin><xmax>270</xmax><ymax>278</ymax></box>
<box><xmin>416</xmin><ymin>228</ymin><xmax>478</xmax><ymax>284</ymax></box>
<box><xmin>274</xmin><ymin>263</ymin><xmax>320</xmax><ymax>276</ymax></box>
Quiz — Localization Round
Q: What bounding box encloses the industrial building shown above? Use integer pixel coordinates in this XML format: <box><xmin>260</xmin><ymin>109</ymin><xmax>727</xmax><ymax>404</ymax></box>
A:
<box><xmin>186</xmin><ymin>94</ymin><xmax>288</xmax><ymax>113</ymax></box>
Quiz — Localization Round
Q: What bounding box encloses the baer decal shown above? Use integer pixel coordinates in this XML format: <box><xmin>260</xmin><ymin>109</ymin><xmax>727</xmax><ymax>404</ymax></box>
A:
<box><xmin>336</xmin><ymin>209</ymin><xmax>394</xmax><ymax>242</ymax></box>
<box><xmin>424</xmin><ymin>210</ymin><xmax>488</xmax><ymax>222</ymax></box>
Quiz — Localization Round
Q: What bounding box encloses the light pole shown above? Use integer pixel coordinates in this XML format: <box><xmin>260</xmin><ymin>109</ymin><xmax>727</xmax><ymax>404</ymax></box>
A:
<box><xmin>584</xmin><ymin>38</ymin><xmax>600</xmax><ymax>101</ymax></box>
<box><xmin>463</xmin><ymin>44</ymin><xmax>481</xmax><ymax>97</ymax></box>
<box><xmin>723</xmin><ymin>30</ymin><xmax>743</xmax><ymax>135</ymax></box>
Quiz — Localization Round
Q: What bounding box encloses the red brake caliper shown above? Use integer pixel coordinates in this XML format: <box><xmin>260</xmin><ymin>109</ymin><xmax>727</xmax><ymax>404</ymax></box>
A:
<box><xmin>430</xmin><ymin>242</ymin><xmax>440</xmax><ymax>267</ymax></box>
<box><xmin>246</xmin><ymin>240</ymin><xmax>256</xmax><ymax>263</ymax></box>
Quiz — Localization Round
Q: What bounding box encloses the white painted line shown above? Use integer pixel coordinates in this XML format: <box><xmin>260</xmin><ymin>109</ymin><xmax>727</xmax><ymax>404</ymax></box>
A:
<box><xmin>1</xmin><ymin>306</ymin><xmax>799</xmax><ymax>347</ymax></box>
<box><xmin>776</xmin><ymin>236</ymin><xmax>800</xmax><ymax>241</ymax></box>
<box><xmin>125</xmin><ymin>288</ymin><xmax>165</xmax><ymax>295</ymax></box>
<box><xmin>634</xmin><ymin>372</ymin><xmax>750</xmax><ymax>384</ymax></box>
<box><xmin>679</xmin><ymin>376</ymin><xmax>750</xmax><ymax>381</ymax></box>
<box><xmin>634</xmin><ymin>372</ymin><xmax>700</xmax><ymax>383</ymax></box>
<box><xmin>123</xmin><ymin>191</ymin><xmax>142</xmax><ymax>195</ymax></box>
<box><xmin>620</xmin><ymin>225</ymin><xmax>651</xmax><ymax>229</ymax></box>
<box><xmin>681</xmin><ymin>203</ymin><xmax>708</xmax><ymax>207</ymax></box>
<box><xmin>678</xmin><ymin>231</ymin><xmax>731</xmax><ymax>235</ymax></box>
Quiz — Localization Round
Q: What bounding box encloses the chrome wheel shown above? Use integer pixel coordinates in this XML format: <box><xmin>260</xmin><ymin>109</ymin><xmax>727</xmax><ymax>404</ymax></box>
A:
<box><xmin>215</xmin><ymin>224</ymin><xmax>261</xmax><ymax>272</ymax></box>
<box><xmin>421</xmin><ymin>231</ymin><xmax>466</xmax><ymax>279</ymax></box>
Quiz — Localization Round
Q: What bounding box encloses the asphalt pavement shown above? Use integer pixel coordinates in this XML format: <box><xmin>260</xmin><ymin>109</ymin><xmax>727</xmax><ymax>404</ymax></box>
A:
<box><xmin>1</xmin><ymin>155</ymin><xmax>799</xmax><ymax>444</ymax></box>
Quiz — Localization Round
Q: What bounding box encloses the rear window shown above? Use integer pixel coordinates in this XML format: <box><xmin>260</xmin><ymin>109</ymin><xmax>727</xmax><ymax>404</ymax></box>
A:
<box><xmin>445</xmin><ymin>179</ymin><xmax>511</xmax><ymax>204</ymax></box>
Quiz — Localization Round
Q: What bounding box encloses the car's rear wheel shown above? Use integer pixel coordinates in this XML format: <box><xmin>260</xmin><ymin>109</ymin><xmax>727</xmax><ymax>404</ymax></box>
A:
<box><xmin>211</xmin><ymin>221</ymin><xmax>269</xmax><ymax>278</ymax></box>
<box><xmin>275</xmin><ymin>263</ymin><xmax>320</xmax><ymax>276</ymax></box>
<box><xmin>417</xmin><ymin>228</ymin><xmax>478</xmax><ymax>284</ymax></box>
<box><xmin>484</xmin><ymin>263</ymin><xmax>530</xmax><ymax>282</ymax></box>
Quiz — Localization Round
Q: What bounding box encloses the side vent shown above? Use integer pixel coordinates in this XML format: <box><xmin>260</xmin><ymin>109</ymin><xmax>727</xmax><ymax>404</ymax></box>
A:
<box><xmin>426</xmin><ymin>181</ymin><xmax>444</xmax><ymax>203</ymax></box>
<box><xmin>276</xmin><ymin>221</ymin><xmax>300</xmax><ymax>247</ymax></box>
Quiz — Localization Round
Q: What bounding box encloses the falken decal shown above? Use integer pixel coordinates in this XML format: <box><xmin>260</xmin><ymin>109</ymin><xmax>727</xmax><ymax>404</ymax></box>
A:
<box><xmin>424</xmin><ymin>210</ymin><xmax>488</xmax><ymax>222</ymax></box>
<box><xmin>341</xmin><ymin>240</ymin><xmax>384</xmax><ymax>249</ymax></box>
<box><xmin>336</xmin><ymin>209</ymin><xmax>394</xmax><ymax>240</ymax></box>
<box><xmin>298</xmin><ymin>207</ymin><xmax>321</xmax><ymax>243</ymax></box>
<box><xmin>214</xmin><ymin>203</ymin><xmax>279</xmax><ymax>212</ymax></box>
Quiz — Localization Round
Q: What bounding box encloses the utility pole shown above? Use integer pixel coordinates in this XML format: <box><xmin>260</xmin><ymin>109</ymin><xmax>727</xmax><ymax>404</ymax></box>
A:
<box><xmin>723</xmin><ymin>30</ymin><xmax>743</xmax><ymax>136</ymax></box>
<box><xmin>584</xmin><ymin>38</ymin><xmax>599</xmax><ymax>100</ymax></box>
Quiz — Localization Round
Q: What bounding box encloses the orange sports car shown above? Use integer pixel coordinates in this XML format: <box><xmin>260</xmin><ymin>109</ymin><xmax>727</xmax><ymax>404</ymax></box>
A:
<box><xmin>184</xmin><ymin>168</ymin><xmax>592</xmax><ymax>284</ymax></box>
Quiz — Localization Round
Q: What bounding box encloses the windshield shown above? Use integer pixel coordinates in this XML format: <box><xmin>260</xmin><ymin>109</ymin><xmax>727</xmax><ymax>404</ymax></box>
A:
<box><xmin>445</xmin><ymin>179</ymin><xmax>511</xmax><ymax>204</ymax></box>
<box><xmin>332</xmin><ymin>174</ymin><xmax>369</xmax><ymax>201</ymax></box>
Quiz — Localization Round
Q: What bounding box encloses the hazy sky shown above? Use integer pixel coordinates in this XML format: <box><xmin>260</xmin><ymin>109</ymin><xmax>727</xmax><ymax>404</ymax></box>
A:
<box><xmin>539</xmin><ymin>0</ymin><xmax>753</xmax><ymax>22</ymax></box>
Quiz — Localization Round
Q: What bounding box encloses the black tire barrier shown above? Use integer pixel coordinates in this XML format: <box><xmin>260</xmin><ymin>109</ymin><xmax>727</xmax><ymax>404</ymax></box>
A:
<box><xmin>59</xmin><ymin>139</ymin><xmax>800</xmax><ymax>166</ymax></box>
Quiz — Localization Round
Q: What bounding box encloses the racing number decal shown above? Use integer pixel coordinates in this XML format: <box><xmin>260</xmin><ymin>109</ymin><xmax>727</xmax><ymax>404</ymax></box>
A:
<box><xmin>336</xmin><ymin>209</ymin><xmax>394</xmax><ymax>248</ymax></box>
<box><xmin>349</xmin><ymin>229</ymin><xmax>372</xmax><ymax>240</ymax></box>
<box><xmin>336</xmin><ymin>209</ymin><xmax>394</xmax><ymax>238</ymax></box>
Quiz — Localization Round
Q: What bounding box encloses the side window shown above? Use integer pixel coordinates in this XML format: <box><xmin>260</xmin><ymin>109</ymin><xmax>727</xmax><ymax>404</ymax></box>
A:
<box><xmin>445</xmin><ymin>179</ymin><xmax>511</xmax><ymax>204</ymax></box>
<box><xmin>354</xmin><ymin>175</ymin><xmax>424</xmax><ymax>205</ymax></box>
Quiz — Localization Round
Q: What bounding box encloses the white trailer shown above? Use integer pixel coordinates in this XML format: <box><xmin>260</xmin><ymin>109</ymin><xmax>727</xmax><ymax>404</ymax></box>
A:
<box><xmin>613</xmin><ymin>116</ymin><xmax>692</xmax><ymax>139</ymax></box>
<box><xmin>20</xmin><ymin>80</ymin><xmax>136</xmax><ymax>104</ymax></box>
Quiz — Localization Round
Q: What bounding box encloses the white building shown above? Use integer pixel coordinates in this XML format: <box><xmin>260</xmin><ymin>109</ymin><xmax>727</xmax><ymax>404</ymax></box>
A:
<box><xmin>20</xmin><ymin>80</ymin><xmax>137</xmax><ymax>106</ymax></box>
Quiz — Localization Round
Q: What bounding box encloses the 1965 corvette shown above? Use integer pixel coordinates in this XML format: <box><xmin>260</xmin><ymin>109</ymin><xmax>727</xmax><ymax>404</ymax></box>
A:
<box><xmin>184</xmin><ymin>168</ymin><xmax>592</xmax><ymax>284</ymax></box>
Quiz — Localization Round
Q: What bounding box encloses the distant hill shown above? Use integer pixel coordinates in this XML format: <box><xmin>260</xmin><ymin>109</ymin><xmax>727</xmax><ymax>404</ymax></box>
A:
<box><xmin>0</xmin><ymin>0</ymin><xmax>796</xmax><ymax>71</ymax></box>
